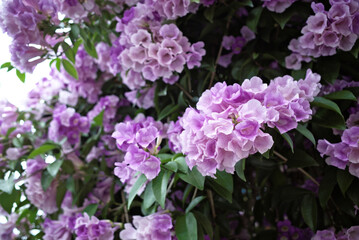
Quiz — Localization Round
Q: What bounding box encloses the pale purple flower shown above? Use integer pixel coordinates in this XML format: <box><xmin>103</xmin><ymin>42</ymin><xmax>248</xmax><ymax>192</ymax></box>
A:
<box><xmin>25</xmin><ymin>158</ymin><xmax>58</xmax><ymax>214</ymax></box>
<box><xmin>74</xmin><ymin>213</ymin><xmax>115</xmax><ymax>240</ymax></box>
<box><xmin>312</xmin><ymin>229</ymin><xmax>336</xmax><ymax>240</ymax></box>
<box><xmin>120</xmin><ymin>212</ymin><xmax>172</xmax><ymax>240</ymax></box>
<box><xmin>43</xmin><ymin>215</ymin><xmax>74</xmax><ymax>240</ymax></box>
<box><xmin>262</xmin><ymin>0</ymin><xmax>296</xmax><ymax>13</ymax></box>
<box><xmin>180</xmin><ymin>71</ymin><xmax>320</xmax><ymax>176</ymax></box>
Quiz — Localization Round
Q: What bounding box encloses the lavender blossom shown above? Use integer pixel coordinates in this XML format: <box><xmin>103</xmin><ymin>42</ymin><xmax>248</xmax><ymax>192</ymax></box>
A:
<box><xmin>120</xmin><ymin>212</ymin><xmax>172</xmax><ymax>240</ymax></box>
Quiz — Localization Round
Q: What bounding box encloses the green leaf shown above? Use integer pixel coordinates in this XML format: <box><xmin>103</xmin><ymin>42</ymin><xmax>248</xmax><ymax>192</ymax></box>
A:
<box><xmin>312</xmin><ymin>109</ymin><xmax>346</xmax><ymax>130</ymax></box>
<box><xmin>1</xmin><ymin>62</ymin><xmax>12</xmax><ymax>69</ymax></box>
<box><xmin>318</xmin><ymin>168</ymin><xmax>336</xmax><ymax>207</ymax></box>
<box><xmin>175</xmin><ymin>212</ymin><xmax>198</xmax><ymax>240</ymax></box>
<box><xmin>83</xmin><ymin>203</ymin><xmax>98</xmax><ymax>217</ymax></box>
<box><xmin>0</xmin><ymin>190</ymin><xmax>20</xmax><ymax>214</ymax></box>
<box><xmin>208</xmin><ymin>173</ymin><xmax>233</xmax><ymax>203</ymax></box>
<box><xmin>246</xmin><ymin>7</ymin><xmax>263</xmax><ymax>33</ymax></box>
<box><xmin>157</xmin><ymin>153</ymin><xmax>173</xmax><ymax>163</ymax></box>
<box><xmin>287</xmin><ymin>149</ymin><xmax>319</xmax><ymax>168</ymax></box>
<box><xmin>324</xmin><ymin>90</ymin><xmax>357</xmax><ymax>102</ymax></box>
<box><xmin>0</xmin><ymin>175</ymin><xmax>15</xmax><ymax>194</ymax></box>
<box><xmin>337</xmin><ymin>169</ymin><xmax>354</xmax><ymax>195</ymax></box>
<box><xmin>193</xmin><ymin>211</ymin><xmax>213</xmax><ymax>238</ymax></box>
<box><xmin>316</xmin><ymin>57</ymin><xmax>340</xmax><ymax>84</ymax></box>
<box><xmin>62</xmin><ymin>59</ymin><xmax>79</xmax><ymax>80</ymax></box>
<box><xmin>28</xmin><ymin>143</ymin><xmax>58</xmax><ymax>159</ymax></box>
<box><xmin>157</xmin><ymin>104</ymin><xmax>180</xmax><ymax>121</ymax></box>
<box><xmin>142</xmin><ymin>182</ymin><xmax>156</xmax><ymax>210</ymax></box>
<box><xmin>204</xmin><ymin>6</ymin><xmax>215</xmax><ymax>23</ymax></box>
<box><xmin>301</xmin><ymin>194</ymin><xmax>317</xmax><ymax>231</ymax></box>
<box><xmin>83</xmin><ymin>38</ymin><xmax>98</xmax><ymax>59</ymax></box>
<box><xmin>164</xmin><ymin>161</ymin><xmax>178</xmax><ymax>172</ymax></box>
<box><xmin>56</xmin><ymin>58</ymin><xmax>61</xmax><ymax>71</ymax></box>
<box><xmin>152</xmin><ymin>170</ymin><xmax>171</xmax><ymax>209</ymax></box>
<box><xmin>56</xmin><ymin>182</ymin><xmax>67</xmax><ymax>208</ymax></box>
<box><xmin>312</xmin><ymin>97</ymin><xmax>343</xmax><ymax>118</ymax></box>
<box><xmin>47</xmin><ymin>159</ymin><xmax>63</xmax><ymax>177</ymax></box>
<box><xmin>296</xmin><ymin>124</ymin><xmax>316</xmax><ymax>146</ymax></box>
<box><xmin>214</xmin><ymin>170</ymin><xmax>233</xmax><ymax>193</ymax></box>
<box><xmin>235</xmin><ymin>159</ymin><xmax>246</xmax><ymax>182</ymax></box>
<box><xmin>179</xmin><ymin>167</ymin><xmax>205</xmax><ymax>190</ymax></box>
<box><xmin>1</xmin><ymin>62</ymin><xmax>14</xmax><ymax>72</ymax></box>
<box><xmin>175</xmin><ymin>156</ymin><xmax>189</xmax><ymax>174</ymax></box>
<box><xmin>66</xmin><ymin>176</ymin><xmax>76</xmax><ymax>193</ymax></box>
<box><xmin>351</xmin><ymin>40</ymin><xmax>359</xmax><ymax>58</ymax></box>
<box><xmin>185</xmin><ymin>196</ymin><xmax>206</xmax><ymax>213</ymax></box>
<box><xmin>16</xmin><ymin>69</ymin><xmax>25</xmax><ymax>83</ymax></box>
<box><xmin>41</xmin><ymin>170</ymin><xmax>54</xmax><ymax>191</ymax></box>
<box><xmin>62</xmin><ymin>42</ymin><xmax>76</xmax><ymax>63</ymax></box>
<box><xmin>271</xmin><ymin>9</ymin><xmax>294</xmax><ymax>29</ymax></box>
<box><xmin>128</xmin><ymin>174</ymin><xmax>147</xmax><ymax>208</ymax></box>
<box><xmin>281</xmin><ymin>132</ymin><xmax>294</xmax><ymax>153</ymax></box>
<box><xmin>73</xmin><ymin>39</ymin><xmax>83</xmax><ymax>55</ymax></box>
<box><xmin>93</xmin><ymin>110</ymin><xmax>104</xmax><ymax>126</ymax></box>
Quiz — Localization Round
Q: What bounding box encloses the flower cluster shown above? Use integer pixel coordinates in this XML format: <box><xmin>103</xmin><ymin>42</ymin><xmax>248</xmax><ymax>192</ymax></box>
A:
<box><xmin>320</xmin><ymin>78</ymin><xmax>359</xmax><ymax>96</ymax></box>
<box><xmin>87</xmin><ymin>95</ymin><xmax>120</xmax><ymax>132</ymax></box>
<box><xmin>218</xmin><ymin>26</ymin><xmax>256</xmax><ymax>68</ymax></box>
<box><xmin>95</xmin><ymin>0</ymin><xmax>210</xmax><ymax>107</ymax></box>
<box><xmin>312</xmin><ymin>226</ymin><xmax>359</xmax><ymax>240</ymax></box>
<box><xmin>43</xmin><ymin>213</ymin><xmax>116</xmax><ymax>240</ymax></box>
<box><xmin>179</xmin><ymin>69</ymin><xmax>321</xmax><ymax>176</ymax></box>
<box><xmin>0</xmin><ymin>100</ymin><xmax>19</xmax><ymax>136</ymax></box>
<box><xmin>286</xmin><ymin>1</ymin><xmax>359</xmax><ymax>70</ymax></box>
<box><xmin>43</xmin><ymin>215</ymin><xmax>75</xmax><ymax>240</ymax></box>
<box><xmin>120</xmin><ymin>212</ymin><xmax>173</xmax><ymax>240</ymax></box>
<box><xmin>25</xmin><ymin>158</ymin><xmax>58</xmax><ymax>214</ymax></box>
<box><xmin>74</xmin><ymin>213</ymin><xmax>115</xmax><ymax>240</ymax></box>
<box><xmin>0</xmin><ymin>0</ymin><xmax>54</xmax><ymax>72</ymax></box>
<box><xmin>124</xmin><ymin>85</ymin><xmax>156</xmax><ymax>109</ymax></box>
<box><xmin>112</xmin><ymin>114</ymin><xmax>166</xmax><ymax>181</ymax></box>
<box><xmin>48</xmin><ymin>104</ymin><xmax>90</xmax><ymax>146</ymax></box>
<box><xmin>54</xmin><ymin>0</ymin><xmax>97</xmax><ymax>21</ymax></box>
<box><xmin>58</xmin><ymin>46</ymin><xmax>104</xmax><ymax>104</ymax></box>
<box><xmin>276</xmin><ymin>219</ymin><xmax>313</xmax><ymax>240</ymax></box>
<box><xmin>317</xmin><ymin>124</ymin><xmax>359</xmax><ymax>178</ymax></box>
<box><xmin>261</xmin><ymin>0</ymin><xmax>296</xmax><ymax>13</ymax></box>
<box><xmin>0</xmin><ymin>211</ymin><xmax>18</xmax><ymax>240</ymax></box>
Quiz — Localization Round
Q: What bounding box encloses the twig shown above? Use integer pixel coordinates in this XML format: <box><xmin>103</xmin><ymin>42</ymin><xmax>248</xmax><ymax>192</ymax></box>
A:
<box><xmin>208</xmin><ymin>14</ymin><xmax>233</xmax><ymax>88</ymax></box>
<box><xmin>207</xmin><ymin>189</ymin><xmax>216</xmax><ymax>219</ymax></box>
<box><xmin>297</xmin><ymin>168</ymin><xmax>320</xmax><ymax>186</ymax></box>
<box><xmin>121</xmin><ymin>191</ymin><xmax>130</xmax><ymax>223</ymax></box>
<box><xmin>175</xmin><ymin>83</ymin><xmax>193</xmax><ymax>100</ymax></box>
<box><xmin>191</xmin><ymin>188</ymin><xmax>198</xmax><ymax>202</ymax></box>
<box><xmin>166</xmin><ymin>176</ymin><xmax>176</xmax><ymax>195</ymax></box>
<box><xmin>273</xmin><ymin>151</ymin><xmax>287</xmax><ymax>162</ymax></box>
<box><xmin>273</xmin><ymin>151</ymin><xmax>319</xmax><ymax>186</ymax></box>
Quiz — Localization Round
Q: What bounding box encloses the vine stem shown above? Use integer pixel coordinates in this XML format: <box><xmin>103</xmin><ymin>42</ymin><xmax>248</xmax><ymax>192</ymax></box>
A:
<box><xmin>175</xmin><ymin>83</ymin><xmax>193</xmax><ymax>100</ymax></box>
<box><xmin>273</xmin><ymin>151</ymin><xmax>319</xmax><ymax>186</ymax></box>
<box><xmin>207</xmin><ymin>189</ymin><xmax>216</xmax><ymax>219</ymax></box>
<box><xmin>121</xmin><ymin>191</ymin><xmax>130</xmax><ymax>223</ymax></box>
<box><xmin>191</xmin><ymin>187</ymin><xmax>198</xmax><ymax>202</ymax></box>
<box><xmin>166</xmin><ymin>176</ymin><xmax>175</xmax><ymax>195</ymax></box>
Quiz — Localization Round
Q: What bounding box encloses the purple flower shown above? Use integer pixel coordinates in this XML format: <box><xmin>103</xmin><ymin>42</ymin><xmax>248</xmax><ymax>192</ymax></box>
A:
<box><xmin>312</xmin><ymin>229</ymin><xmax>336</xmax><ymax>240</ymax></box>
<box><xmin>120</xmin><ymin>212</ymin><xmax>172</xmax><ymax>240</ymax></box>
<box><xmin>74</xmin><ymin>213</ymin><xmax>115</xmax><ymax>240</ymax></box>
<box><xmin>179</xmin><ymin>71</ymin><xmax>320</xmax><ymax>176</ymax></box>
<box><xmin>347</xmin><ymin>226</ymin><xmax>359</xmax><ymax>240</ymax></box>
<box><xmin>122</xmin><ymin>7</ymin><xmax>135</xmax><ymax>24</ymax></box>
<box><xmin>25</xmin><ymin>158</ymin><xmax>58</xmax><ymax>214</ymax></box>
